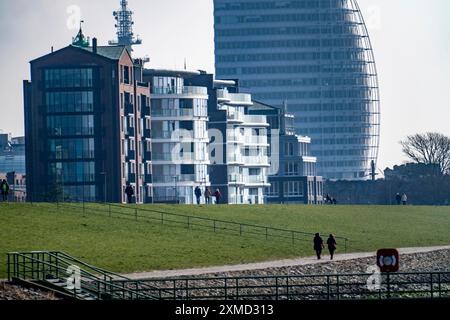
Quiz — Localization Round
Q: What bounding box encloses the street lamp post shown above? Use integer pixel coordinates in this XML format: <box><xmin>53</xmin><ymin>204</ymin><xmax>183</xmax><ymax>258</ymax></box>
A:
<box><xmin>100</xmin><ymin>172</ymin><xmax>107</xmax><ymax>204</ymax></box>
<box><xmin>173</xmin><ymin>176</ymin><xmax>179</xmax><ymax>204</ymax></box>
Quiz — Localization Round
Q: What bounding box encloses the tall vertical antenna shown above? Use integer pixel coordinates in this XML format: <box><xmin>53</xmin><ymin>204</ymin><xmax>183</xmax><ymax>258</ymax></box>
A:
<box><xmin>109</xmin><ymin>0</ymin><xmax>142</xmax><ymax>51</ymax></box>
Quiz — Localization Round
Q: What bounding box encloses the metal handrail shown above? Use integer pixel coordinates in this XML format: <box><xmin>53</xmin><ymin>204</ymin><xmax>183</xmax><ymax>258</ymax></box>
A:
<box><xmin>7</xmin><ymin>252</ymin><xmax>160</xmax><ymax>300</ymax></box>
<box><xmin>55</xmin><ymin>201</ymin><xmax>350</xmax><ymax>251</ymax></box>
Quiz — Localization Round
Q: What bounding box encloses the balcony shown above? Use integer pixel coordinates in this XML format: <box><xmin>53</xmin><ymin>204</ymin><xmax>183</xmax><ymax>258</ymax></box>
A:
<box><xmin>242</xmin><ymin>156</ymin><xmax>269</xmax><ymax>166</ymax></box>
<box><xmin>151</xmin><ymin>86</ymin><xmax>207</xmax><ymax>96</ymax></box>
<box><xmin>227</xmin><ymin>134</ymin><xmax>244</xmax><ymax>144</ymax></box>
<box><xmin>244</xmin><ymin>135</ymin><xmax>268</xmax><ymax>145</ymax></box>
<box><xmin>245</xmin><ymin>175</ymin><xmax>267</xmax><ymax>184</ymax></box>
<box><xmin>152</xmin><ymin>152</ymin><xmax>195</xmax><ymax>162</ymax></box>
<box><xmin>217</xmin><ymin>89</ymin><xmax>230</xmax><ymax>102</ymax></box>
<box><xmin>228</xmin><ymin>174</ymin><xmax>245</xmax><ymax>185</ymax></box>
<box><xmin>242</xmin><ymin>115</ymin><xmax>269</xmax><ymax>126</ymax></box>
<box><xmin>228</xmin><ymin>93</ymin><xmax>253</xmax><ymax>106</ymax></box>
<box><xmin>152</xmin><ymin>130</ymin><xmax>195</xmax><ymax>140</ymax></box>
<box><xmin>226</xmin><ymin>112</ymin><xmax>244</xmax><ymax>123</ymax></box>
<box><xmin>153</xmin><ymin>174</ymin><xmax>196</xmax><ymax>184</ymax></box>
<box><xmin>151</xmin><ymin>109</ymin><xmax>194</xmax><ymax>118</ymax></box>
<box><xmin>227</xmin><ymin>154</ymin><xmax>244</xmax><ymax>164</ymax></box>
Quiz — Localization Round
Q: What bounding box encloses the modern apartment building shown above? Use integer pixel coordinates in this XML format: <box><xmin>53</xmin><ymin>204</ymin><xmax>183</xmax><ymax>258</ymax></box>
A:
<box><xmin>214</xmin><ymin>0</ymin><xmax>381</xmax><ymax>180</ymax></box>
<box><xmin>187</xmin><ymin>73</ymin><xmax>271</xmax><ymax>204</ymax></box>
<box><xmin>249</xmin><ymin>102</ymin><xmax>323</xmax><ymax>204</ymax></box>
<box><xmin>23</xmin><ymin>30</ymin><xmax>152</xmax><ymax>202</ymax></box>
<box><xmin>142</xmin><ymin>69</ymin><xmax>211</xmax><ymax>204</ymax></box>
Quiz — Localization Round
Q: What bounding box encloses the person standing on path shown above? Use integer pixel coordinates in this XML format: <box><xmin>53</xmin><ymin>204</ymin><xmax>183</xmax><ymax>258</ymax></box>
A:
<box><xmin>125</xmin><ymin>183</ymin><xmax>134</xmax><ymax>204</ymax></box>
<box><xmin>1</xmin><ymin>179</ymin><xmax>9</xmax><ymax>202</ymax></box>
<box><xmin>194</xmin><ymin>186</ymin><xmax>202</xmax><ymax>205</ymax></box>
<box><xmin>313</xmin><ymin>233</ymin><xmax>324</xmax><ymax>260</ymax></box>
<box><xmin>395</xmin><ymin>193</ymin><xmax>402</xmax><ymax>205</ymax></box>
<box><xmin>327</xmin><ymin>234</ymin><xmax>337</xmax><ymax>260</ymax></box>
<box><xmin>204</xmin><ymin>188</ymin><xmax>211</xmax><ymax>205</ymax></box>
<box><xmin>214</xmin><ymin>189</ymin><xmax>222</xmax><ymax>205</ymax></box>
<box><xmin>401</xmin><ymin>193</ymin><xmax>408</xmax><ymax>205</ymax></box>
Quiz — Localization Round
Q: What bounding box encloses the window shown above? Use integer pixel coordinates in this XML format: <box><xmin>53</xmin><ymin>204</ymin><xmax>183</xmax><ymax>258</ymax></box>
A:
<box><xmin>284</xmin><ymin>181</ymin><xmax>304</xmax><ymax>197</ymax></box>
<box><xmin>285</xmin><ymin>162</ymin><xmax>299</xmax><ymax>176</ymax></box>
<box><xmin>266</xmin><ymin>182</ymin><xmax>279</xmax><ymax>197</ymax></box>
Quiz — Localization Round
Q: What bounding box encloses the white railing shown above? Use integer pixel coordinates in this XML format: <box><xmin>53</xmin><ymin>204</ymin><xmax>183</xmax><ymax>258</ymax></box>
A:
<box><xmin>244</xmin><ymin>136</ymin><xmax>268</xmax><ymax>145</ymax></box>
<box><xmin>243</xmin><ymin>156</ymin><xmax>269</xmax><ymax>165</ymax></box>
<box><xmin>245</xmin><ymin>175</ymin><xmax>267</xmax><ymax>184</ymax></box>
<box><xmin>228</xmin><ymin>93</ymin><xmax>252</xmax><ymax>105</ymax></box>
<box><xmin>242</xmin><ymin>115</ymin><xmax>268</xmax><ymax>125</ymax></box>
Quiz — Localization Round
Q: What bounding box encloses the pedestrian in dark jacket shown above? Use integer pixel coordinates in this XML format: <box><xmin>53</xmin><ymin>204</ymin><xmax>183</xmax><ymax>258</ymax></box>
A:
<box><xmin>125</xmin><ymin>183</ymin><xmax>134</xmax><ymax>204</ymax></box>
<box><xmin>204</xmin><ymin>188</ymin><xmax>212</xmax><ymax>205</ymax></box>
<box><xmin>194</xmin><ymin>186</ymin><xmax>202</xmax><ymax>205</ymax></box>
<box><xmin>1</xmin><ymin>179</ymin><xmax>9</xmax><ymax>202</ymax></box>
<box><xmin>327</xmin><ymin>234</ymin><xmax>337</xmax><ymax>260</ymax></box>
<box><xmin>214</xmin><ymin>189</ymin><xmax>222</xmax><ymax>205</ymax></box>
<box><xmin>313</xmin><ymin>233</ymin><xmax>324</xmax><ymax>260</ymax></box>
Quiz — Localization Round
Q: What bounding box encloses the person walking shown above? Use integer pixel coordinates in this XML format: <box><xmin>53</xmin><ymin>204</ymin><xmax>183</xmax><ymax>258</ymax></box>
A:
<box><xmin>313</xmin><ymin>233</ymin><xmax>324</xmax><ymax>260</ymax></box>
<box><xmin>401</xmin><ymin>193</ymin><xmax>408</xmax><ymax>205</ymax></box>
<box><xmin>327</xmin><ymin>234</ymin><xmax>337</xmax><ymax>260</ymax></box>
<box><xmin>194</xmin><ymin>186</ymin><xmax>202</xmax><ymax>205</ymax></box>
<box><xmin>214</xmin><ymin>189</ymin><xmax>222</xmax><ymax>205</ymax></box>
<box><xmin>395</xmin><ymin>193</ymin><xmax>402</xmax><ymax>205</ymax></box>
<box><xmin>1</xmin><ymin>179</ymin><xmax>9</xmax><ymax>202</ymax></box>
<box><xmin>204</xmin><ymin>188</ymin><xmax>211</xmax><ymax>205</ymax></box>
<box><xmin>125</xmin><ymin>183</ymin><xmax>134</xmax><ymax>204</ymax></box>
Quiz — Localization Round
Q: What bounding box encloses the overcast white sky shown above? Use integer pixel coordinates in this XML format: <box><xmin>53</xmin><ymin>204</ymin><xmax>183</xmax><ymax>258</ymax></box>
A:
<box><xmin>1</xmin><ymin>0</ymin><xmax>449</xmax><ymax>171</ymax></box>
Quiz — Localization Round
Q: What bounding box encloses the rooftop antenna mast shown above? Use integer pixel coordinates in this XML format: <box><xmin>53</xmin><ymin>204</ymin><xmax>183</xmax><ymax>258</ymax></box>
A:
<box><xmin>109</xmin><ymin>0</ymin><xmax>142</xmax><ymax>51</ymax></box>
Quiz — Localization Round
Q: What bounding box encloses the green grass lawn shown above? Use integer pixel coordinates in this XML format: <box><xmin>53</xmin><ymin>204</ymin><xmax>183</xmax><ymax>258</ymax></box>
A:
<box><xmin>1</xmin><ymin>203</ymin><xmax>449</xmax><ymax>279</ymax></box>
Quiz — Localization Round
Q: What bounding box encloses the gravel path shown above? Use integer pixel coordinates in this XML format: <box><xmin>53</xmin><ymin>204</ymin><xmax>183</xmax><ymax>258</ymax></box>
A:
<box><xmin>0</xmin><ymin>282</ymin><xmax>60</xmax><ymax>300</ymax></box>
<box><xmin>123</xmin><ymin>245</ymin><xmax>450</xmax><ymax>280</ymax></box>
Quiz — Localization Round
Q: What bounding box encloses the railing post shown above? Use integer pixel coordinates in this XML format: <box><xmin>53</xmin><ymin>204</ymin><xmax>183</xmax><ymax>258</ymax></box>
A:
<box><xmin>135</xmin><ymin>207</ymin><xmax>138</xmax><ymax>221</ymax></box>
<box><xmin>83</xmin><ymin>201</ymin><xmax>86</xmax><ymax>215</ymax></box>
<box><xmin>386</xmin><ymin>273</ymin><xmax>391</xmax><ymax>299</ymax></box>
<box><xmin>185</xmin><ymin>279</ymin><xmax>189</xmax><ymax>300</ymax></box>
<box><xmin>109</xmin><ymin>203</ymin><xmax>112</xmax><ymax>217</ymax></box>
<box><xmin>161</xmin><ymin>212</ymin><xmax>164</xmax><ymax>225</ymax></box>
<box><xmin>275</xmin><ymin>277</ymin><xmax>279</xmax><ymax>301</ymax></box>
<box><xmin>213</xmin><ymin>220</ymin><xmax>216</xmax><ymax>233</ymax></box>
<box><xmin>236</xmin><ymin>278</ymin><xmax>239</xmax><ymax>300</ymax></box>
<box><xmin>327</xmin><ymin>275</ymin><xmax>330</xmax><ymax>300</ymax></box>
<box><xmin>438</xmin><ymin>273</ymin><xmax>442</xmax><ymax>298</ymax></box>
<box><xmin>345</xmin><ymin>239</ymin><xmax>348</xmax><ymax>253</ymax></box>
<box><xmin>7</xmin><ymin>253</ymin><xmax>11</xmax><ymax>282</ymax></box>
<box><xmin>173</xmin><ymin>280</ymin><xmax>176</xmax><ymax>300</ymax></box>
<box><xmin>224</xmin><ymin>278</ymin><xmax>228</xmax><ymax>300</ymax></box>
<box><xmin>286</xmin><ymin>276</ymin><xmax>290</xmax><ymax>300</ymax></box>
<box><xmin>430</xmin><ymin>273</ymin><xmax>434</xmax><ymax>299</ymax></box>
<box><xmin>336</xmin><ymin>275</ymin><xmax>340</xmax><ymax>301</ymax></box>
<box><xmin>187</xmin><ymin>217</ymin><xmax>190</xmax><ymax>229</ymax></box>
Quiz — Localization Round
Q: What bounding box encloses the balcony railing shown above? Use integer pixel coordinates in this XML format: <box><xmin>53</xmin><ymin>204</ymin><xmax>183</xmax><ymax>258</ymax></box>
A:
<box><xmin>242</xmin><ymin>115</ymin><xmax>268</xmax><ymax>126</ymax></box>
<box><xmin>227</xmin><ymin>154</ymin><xmax>244</xmax><ymax>164</ymax></box>
<box><xmin>151</xmin><ymin>109</ymin><xmax>194</xmax><ymax>117</ymax></box>
<box><xmin>152</xmin><ymin>152</ymin><xmax>196</xmax><ymax>162</ymax></box>
<box><xmin>244</xmin><ymin>136</ymin><xmax>268</xmax><ymax>145</ymax></box>
<box><xmin>228</xmin><ymin>93</ymin><xmax>252</xmax><ymax>105</ymax></box>
<box><xmin>245</xmin><ymin>175</ymin><xmax>267</xmax><ymax>184</ymax></box>
<box><xmin>153</xmin><ymin>174</ymin><xmax>196</xmax><ymax>184</ymax></box>
<box><xmin>228</xmin><ymin>174</ymin><xmax>245</xmax><ymax>184</ymax></box>
<box><xmin>243</xmin><ymin>155</ymin><xmax>269</xmax><ymax>165</ymax></box>
<box><xmin>151</xmin><ymin>86</ymin><xmax>207</xmax><ymax>96</ymax></box>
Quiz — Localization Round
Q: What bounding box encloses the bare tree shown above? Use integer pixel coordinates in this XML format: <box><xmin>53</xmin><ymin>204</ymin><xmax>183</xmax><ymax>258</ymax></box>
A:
<box><xmin>400</xmin><ymin>132</ymin><xmax>450</xmax><ymax>175</ymax></box>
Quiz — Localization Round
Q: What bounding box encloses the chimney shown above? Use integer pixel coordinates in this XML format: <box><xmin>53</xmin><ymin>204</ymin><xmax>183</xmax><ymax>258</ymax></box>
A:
<box><xmin>92</xmin><ymin>38</ymin><xmax>98</xmax><ymax>54</ymax></box>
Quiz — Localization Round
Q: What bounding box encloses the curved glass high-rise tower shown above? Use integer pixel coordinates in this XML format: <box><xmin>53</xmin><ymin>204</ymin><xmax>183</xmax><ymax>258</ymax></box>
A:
<box><xmin>214</xmin><ymin>0</ymin><xmax>380</xmax><ymax>180</ymax></box>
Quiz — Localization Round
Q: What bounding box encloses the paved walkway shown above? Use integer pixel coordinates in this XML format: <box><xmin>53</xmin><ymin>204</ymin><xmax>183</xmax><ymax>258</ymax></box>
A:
<box><xmin>122</xmin><ymin>245</ymin><xmax>450</xmax><ymax>280</ymax></box>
